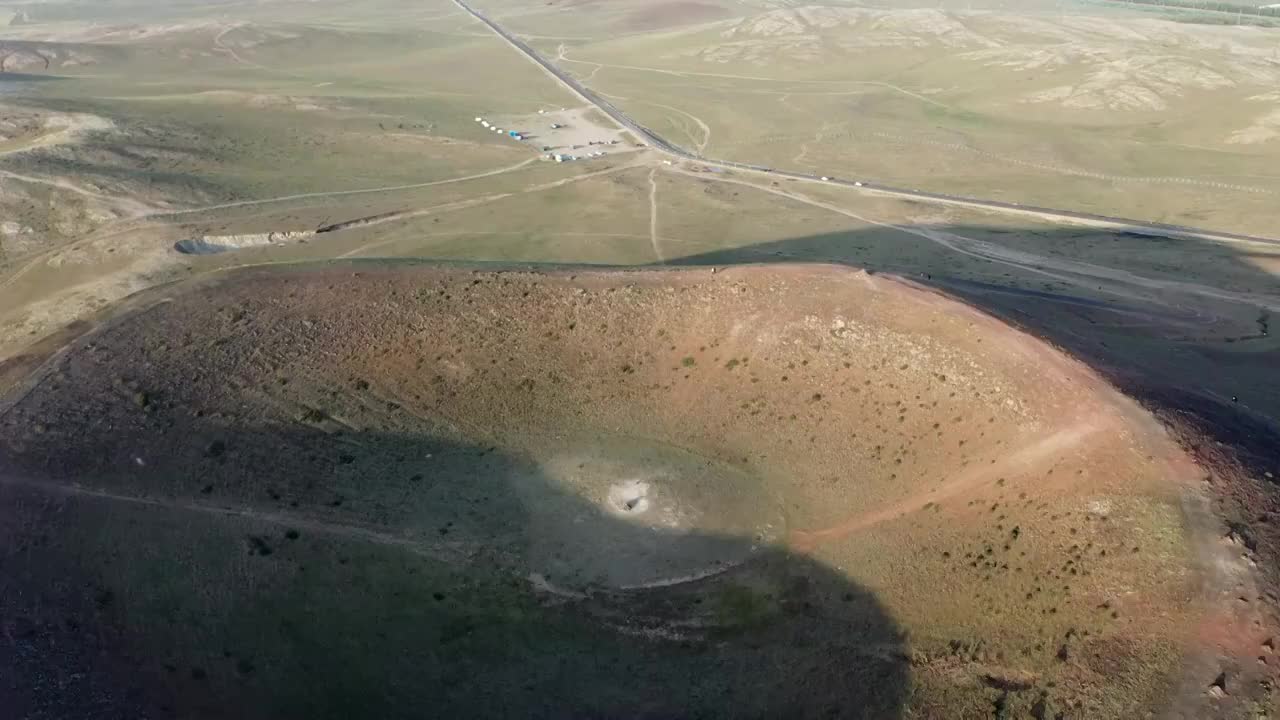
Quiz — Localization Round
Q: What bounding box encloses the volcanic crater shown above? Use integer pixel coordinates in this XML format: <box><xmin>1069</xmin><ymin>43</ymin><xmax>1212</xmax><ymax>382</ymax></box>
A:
<box><xmin>0</xmin><ymin>262</ymin><xmax>1250</xmax><ymax>718</ymax></box>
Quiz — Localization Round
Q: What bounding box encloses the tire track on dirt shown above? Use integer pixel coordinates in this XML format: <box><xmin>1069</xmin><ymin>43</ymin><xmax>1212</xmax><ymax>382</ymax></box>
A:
<box><xmin>790</xmin><ymin>420</ymin><xmax>1105</xmax><ymax>551</ymax></box>
<box><xmin>336</xmin><ymin>161</ymin><xmax>644</xmax><ymax>257</ymax></box>
<box><xmin>643</xmin><ymin>102</ymin><xmax>711</xmax><ymax>156</ymax></box>
<box><xmin>0</xmin><ymin>473</ymin><xmax>479</xmax><ymax>564</ymax></box>
<box><xmin>588</xmin><ymin>92</ymin><xmax>709</xmax><ymax>155</ymax></box>
<box><xmin>148</xmin><ymin>156</ymin><xmax>541</xmax><ymax>219</ymax></box>
<box><xmin>675</xmin><ymin>167</ymin><xmax>1280</xmax><ymax>313</ymax></box>
<box><xmin>792</xmin><ymin>121</ymin><xmax>842</xmax><ymax>167</ymax></box>
<box><xmin>648</xmin><ymin>167</ymin><xmax>663</xmax><ymax>262</ymax></box>
<box><xmin>0</xmin><ymin>169</ymin><xmax>156</xmax><ymax>217</ymax></box>
<box><xmin>212</xmin><ymin>24</ymin><xmax>275</xmax><ymax>73</ymax></box>
<box><xmin>0</xmin><ymin>158</ymin><xmax>543</xmax><ymax>296</ymax></box>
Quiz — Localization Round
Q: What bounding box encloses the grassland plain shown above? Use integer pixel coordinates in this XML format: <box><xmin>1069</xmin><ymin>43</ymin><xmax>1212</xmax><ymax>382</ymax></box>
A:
<box><xmin>3</xmin><ymin>31</ymin><xmax>568</xmax><ymax>195</ymax></box>
<box><xmin>0</xmin><ymin>0</ymin><xmax>617</xmax><ymax>352</ymax></box>
<box><xmin>0</xmin><ymin>1</ymin><xmax>585</xmax><ymax>256</ymax></box>
<box><xmin>515</xmin><ymin>0</ymin><xmax>1280</xmax><ymax>236</ymax></box>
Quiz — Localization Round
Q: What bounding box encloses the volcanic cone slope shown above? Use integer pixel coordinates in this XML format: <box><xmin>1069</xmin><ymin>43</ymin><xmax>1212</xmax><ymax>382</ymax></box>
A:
<box><xmin>0</xmin><ymin>262</ymin><xmax>1221</xmax><ymax>718</ymax></box>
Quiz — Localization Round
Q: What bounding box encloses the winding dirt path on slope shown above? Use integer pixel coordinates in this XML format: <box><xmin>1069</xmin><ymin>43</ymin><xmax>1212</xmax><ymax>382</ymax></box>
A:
<box><xmin>648</xmin><ymin>167</ymin><xmax>663</xmax><ymax>262</ymax></box>
<box><xmin>147</xmin><ymin>156</ymin><xmax>541</xmax><ymax>220</ymax></box>
<box><xmin>212</xmin><ymin>24</ymin><xmax>268</xmax><ymax>70</ymax></box>
<box><xmin>211</xmin><ymin>23</ymin><xmax>311</xmax><ymax>80</ymax></box>
<box><xmin>0</xmin><ymin>169</ymin><xmax>156</xmax><ymax>218</ymax></box>
<box><xmin>0</xmin><ymin>157</ymin><xmax>542</xmax><ymax>296</ymax></box>
<box><xmin>642</xmin><ymin>101</ymin><xmax>711</xmax><ymax>156</ymax></box>
<box><xmin>334</xmin><ymin>160</ymin><xmax>644</xmax><ymax>257</ymax></box>
<box><xmin>0</xmin><ymin>473</ymin><xmax>477</xmax><ymax>563</ymax></box>
<box><xmin>790</xmin><ymin>418</ymin><xmax>1106</xmax><ymax>551</ymax></box>
<box><xmin>0</xmin><ymin>113</ymin><xmax>154</xmax><ymax>215</ymax></box>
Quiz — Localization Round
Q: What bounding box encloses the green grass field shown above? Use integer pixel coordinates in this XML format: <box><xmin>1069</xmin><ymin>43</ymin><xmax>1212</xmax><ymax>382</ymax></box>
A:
<box><xmin>502</xmin><ymin>1</ymin><xmax>1280</xmax><ymax>235</ymax></box>
<box><xmin>3</xmin><ymin>6</ymin><xmax>577</xmax><ymax>202</ymax></box>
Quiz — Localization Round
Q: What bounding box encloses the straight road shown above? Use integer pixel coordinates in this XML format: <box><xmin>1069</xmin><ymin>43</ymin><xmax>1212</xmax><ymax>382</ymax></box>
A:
<box><xmin>452</xmin><ymin>0</ymin><xmax>1280</xmax><ymax>248</ymax></box>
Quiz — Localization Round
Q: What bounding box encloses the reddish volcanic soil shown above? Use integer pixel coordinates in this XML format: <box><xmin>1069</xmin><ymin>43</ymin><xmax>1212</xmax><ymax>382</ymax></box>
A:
<box><xmin>0</xmin><ymin>262</ymin><xmax>1273</xmax><ymax>718</ymax></box>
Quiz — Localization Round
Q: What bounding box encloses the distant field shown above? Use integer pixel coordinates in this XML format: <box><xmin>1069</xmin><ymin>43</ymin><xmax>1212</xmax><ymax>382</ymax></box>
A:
<box><xmin>9</xmin><ymin>0</ymin><xmax>1280</xmax><ymax>236</ymax></box>
<box><xmin>509</xmin><ymin>1</ymin><xmax>1280</xmax><ymax>236</ymax></box>
<box><xmin>0</xmin><ymin>0</ymin><xmax>601</xmax><ymax>349</ymax></box>
<box><xmin>3</xmin><ymin>0</ymin><xmax>1278</xmax><ymax>352</ymax></box>
<box><xmin>3</xmin><ymin>23</ymin><xmax>572</xmax><ymax>196</ymax></box>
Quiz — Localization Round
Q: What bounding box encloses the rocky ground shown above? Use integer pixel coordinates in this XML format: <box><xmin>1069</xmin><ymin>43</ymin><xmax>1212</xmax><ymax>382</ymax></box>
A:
<box><xmin>0</xmin><ymin>261</ymin><xmax>1270</xmax><ymax>718</ymax></box>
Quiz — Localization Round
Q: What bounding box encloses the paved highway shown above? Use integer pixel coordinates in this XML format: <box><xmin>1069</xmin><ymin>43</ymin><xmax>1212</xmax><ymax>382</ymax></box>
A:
<box><xmin>453</xmin><ymin>0</ymin><xmax>1280</xmax><ymax>248</ymax></box>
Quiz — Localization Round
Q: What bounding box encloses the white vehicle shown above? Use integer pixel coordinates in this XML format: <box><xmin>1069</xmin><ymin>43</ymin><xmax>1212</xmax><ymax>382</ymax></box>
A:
<box><xmin>820</xmin><ymin>176</ymin><xmax>830</xmax><ymax>181</ymax></box>
<box><xmin>854</xmin><ymin>181</ymin><xmax>863</xmax><ymax>187</ymax></box>
<box><xmin>481</xmin><ymin>121</ymin><xmax>490</xmax><ymax>128</ymax></box>
<box><xmin>474</xmin><ymin>117</ymin><xmax>482</xmax><ymax>122</ymax></box>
